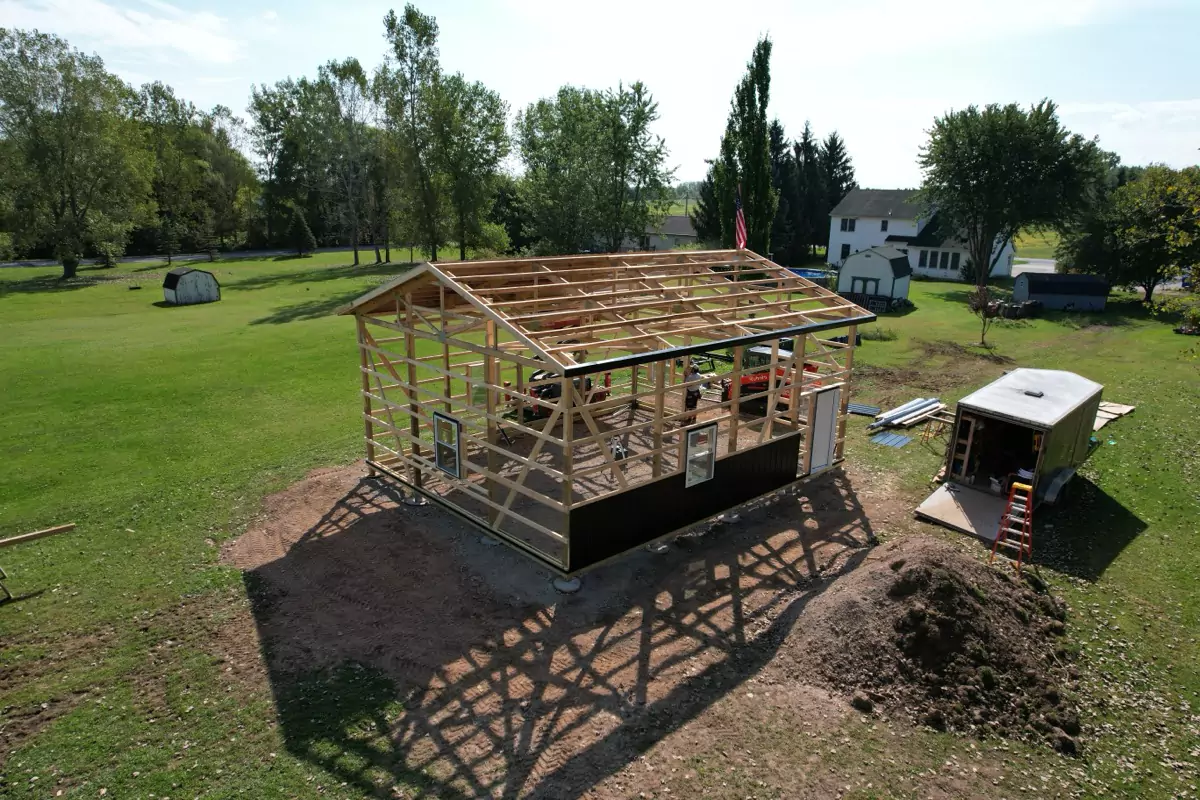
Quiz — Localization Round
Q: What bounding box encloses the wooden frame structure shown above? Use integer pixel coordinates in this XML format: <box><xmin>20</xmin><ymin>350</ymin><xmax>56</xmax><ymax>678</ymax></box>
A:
<box><xmin>339</xmin><ymin>249</ymin><xmax>874</xmax><ymax>574</ymax></box>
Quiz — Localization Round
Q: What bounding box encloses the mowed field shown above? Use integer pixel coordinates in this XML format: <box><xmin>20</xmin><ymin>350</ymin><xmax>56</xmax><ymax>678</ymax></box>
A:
<box><xmin>1014</xmin><ymin>229</ymin><xmax>1062</xmax><ymax>260</ymax></box>
<box><xmin>1</xmin><ymin>256</ymin><xmax>1198</xmax><ymax>798</ymax></box>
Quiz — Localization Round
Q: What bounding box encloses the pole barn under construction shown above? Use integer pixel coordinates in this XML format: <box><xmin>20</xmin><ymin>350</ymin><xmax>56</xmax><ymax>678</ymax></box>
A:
<box><xmin>339</xmin><ymin>249</ymin><xmax>875</xmax><ymax>575</ymax></box>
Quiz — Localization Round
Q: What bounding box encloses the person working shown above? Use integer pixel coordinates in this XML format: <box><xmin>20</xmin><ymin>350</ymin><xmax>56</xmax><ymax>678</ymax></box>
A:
<box><xmin>683</xmin><ymin>364</ymin><xmax>703</xmax><ymax>425</ymax></box>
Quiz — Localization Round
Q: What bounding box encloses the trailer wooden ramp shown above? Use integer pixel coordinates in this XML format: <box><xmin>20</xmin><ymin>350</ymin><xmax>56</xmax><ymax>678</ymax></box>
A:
<box><xmin>915</xmin><ymin>483</ymin><xmax>1006</xmax><ymax>543</ymax></box>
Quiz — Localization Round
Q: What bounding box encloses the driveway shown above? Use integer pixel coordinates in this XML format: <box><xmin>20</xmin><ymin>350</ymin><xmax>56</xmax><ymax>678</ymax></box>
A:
<box><xmin>1012</xmin><ymin>258</ymin><xmax>1056</xmax><ymax>275</ymax></box>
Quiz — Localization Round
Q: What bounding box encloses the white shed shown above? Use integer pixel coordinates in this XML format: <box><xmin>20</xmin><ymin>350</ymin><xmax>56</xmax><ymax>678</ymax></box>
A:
<box><xmin>163</xmin><ymin>266</ymin><xmax>221</xmax><ymax>305</ymax></box>
<box><xmin>836</xmin><ymin>246</ymin><xmax>912</xmax><ymax>310</ymax></box>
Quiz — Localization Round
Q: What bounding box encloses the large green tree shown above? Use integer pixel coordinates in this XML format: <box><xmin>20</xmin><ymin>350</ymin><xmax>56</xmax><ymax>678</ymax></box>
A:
<box><xmin>714</xmin><ymin>37</ymin><xmax>777</xmax><ymax>253</ymax></box>
<box><xmin>690</xmin><ymin>162</ymin><xmax>722</xmax><ymax>245</ymax></box>
<box><xmin>431</xmin><ymin>72</ymin><xmax>509</xmax><ymax>261</ymax></box>
<box><xmin>793</xmin><ymin>122</ymin><xmax>825</xmax><ymax>258</ymax></box>
<box><xmin>1059</xmin><ymin>165</ymin><xmax>1200</xmax><ymax>303</ymax></box>
<box><xmin>768</xmin><ymin>119</ymin><xmax>798</xmax><ymax>263</ymax></box>
<box><xmin>919</xmin><ymin>100</ymin><xmax>1104</xmax><ymax>288</ymax></box>
<box><xmin>0</xmin><ymin>29</ymin><xmax>154</xmax><ymax>277</ymax></box>
<box><xmin>919</xmin><ymin>100</ymin><xmax>1105</xmax><ymax>343</ymax></box>
<box><xmin>383</xmin><ymin>4</ymin><xmax>447</xmax><ymax>260</ymax></box>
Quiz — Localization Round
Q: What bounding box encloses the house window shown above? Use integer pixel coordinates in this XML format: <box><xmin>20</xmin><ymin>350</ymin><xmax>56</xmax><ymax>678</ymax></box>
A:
<box><xmin>847</xmin><ymin>218</ymin><xmax>856</xmax><ymax>232</ymax></box>
<box><xmin>684</xmin><ymin>423</ymin><xmax>718</xmax><ymax>488</ymax></box>
<box><xmin>880</xmin><ymin>219</ymin><xmax>888</xmax><ymax>232</ymax></box>
<box><xmin>839</xmin><ymin>218</ymin><xmax>847</xmax><ymax>231</ymax></box>
<box><xmin>918</xmin><ymin>250</ymin><xmax>928</xmax><ymax>267</ymax></box>
<box><xmin>852</xmin><ymin>277</ymin><xmax>880</xmax><ymax>295</ymax></box>
<box><xmin>840</xmin><ymin>243</ymin><xmax>851</xmax><ymax>261</ymax></box>
<box><xmin>951</xmin><ymin>252</ymin><xmax>961</xmax><ymax>272</ymax></box>
<box><xmin>433</xmin><ymin>412</ymin><xmax>463</xmax><ymax>479</ymax></box>
<box><xmin>940</xmin><ymin>251</ymin><xmax>950</xmax><ymax>269</ymax></box>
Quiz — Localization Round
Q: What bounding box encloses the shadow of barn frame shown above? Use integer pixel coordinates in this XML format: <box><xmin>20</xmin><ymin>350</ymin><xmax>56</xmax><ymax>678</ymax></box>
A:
<box><xmin>338</xmin><ymin>249</ymin><xmax>875</xmax><ymax>574</ymax></box>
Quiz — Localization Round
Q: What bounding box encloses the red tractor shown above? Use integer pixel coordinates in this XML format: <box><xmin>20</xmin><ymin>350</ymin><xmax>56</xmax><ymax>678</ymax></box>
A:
<box><xmin>718</xmin><ymin>345</ymin><xmax>820</xmax><ymax>410</ymax></box>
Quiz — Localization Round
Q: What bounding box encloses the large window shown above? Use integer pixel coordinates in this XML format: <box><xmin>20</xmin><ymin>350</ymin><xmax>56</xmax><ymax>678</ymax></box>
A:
<box><xmin>951</xmin><ymin>252</ymin><xmax>961</xmax><ymax>272</ymax></box>
<box><xmin>880</xmin><ymin>219</ymin><xmax>888</xmax><ymax>232</ymax></box>
<box><xmin>918</xmin><ymin>250</ymin><xmax>928</xmax><ymax>267</ymax></box>
<box><xmin>684</xmin><ymin>423</ymin><xmax>718</xmax><ymax>488</ymax></box>
<box><xmin>433</xmin><ymin>412</ymin><xmax>463</xmax><ymax>479</ymax></box>
<box><xmin>940</xmin><ymin>251</ymin><xmax>950</xmax><ymax>270</ymax></box>
<box><xmin>840</xmin><ymin>243</ymin><xmax>851</xmax><ymax>261</ymax></box>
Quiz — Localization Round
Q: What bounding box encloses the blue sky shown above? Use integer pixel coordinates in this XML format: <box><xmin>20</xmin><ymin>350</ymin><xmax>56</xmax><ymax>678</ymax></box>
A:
<box><xmin>2</xmin><ymin>0</ymin><xmax>1197</xmax><ymax>187</ymax></box>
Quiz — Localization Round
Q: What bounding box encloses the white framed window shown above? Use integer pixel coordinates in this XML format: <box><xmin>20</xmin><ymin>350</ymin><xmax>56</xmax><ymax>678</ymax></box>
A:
<box><xmin>951</xmin><ymin>252</ymin><xmax>961</xmax><ymax>271</ymax></box>
<box><xmin>847</xmin><ymin>218</ymin><xmax>856</xmax><ymax>232</ymax></box>
<box><xmin>918</xmin><ymin>250</ymin><xmax>928</xmax><ymax>267</ymax></box>
<box><xmin>940</xmin><ymin>251</ymin><xmax>950</xmax><ymax>270</ymax></box>
<box><xmin>684</xmin><ymin>423</ymin><xmax>718</xmax><ymax>488</ymax></box>
<box><xmin>433</xmin><ymin>412</ymin><xmax>463</xmax><ymax>479</ymax></box>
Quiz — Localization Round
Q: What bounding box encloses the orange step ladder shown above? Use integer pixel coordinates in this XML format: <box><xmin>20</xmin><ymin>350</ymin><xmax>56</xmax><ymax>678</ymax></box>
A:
<box><xmin>990</xmin><ymin>482</ymin><xmax>1033</xmax><ymax>572</ymax></box>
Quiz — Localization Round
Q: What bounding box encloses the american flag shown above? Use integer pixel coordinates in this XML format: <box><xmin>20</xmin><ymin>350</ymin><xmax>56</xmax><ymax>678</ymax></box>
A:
<box><xmin>734</xmin><ymin>186</ymin><xmax>748</xmax><ymax>250</ymax></box>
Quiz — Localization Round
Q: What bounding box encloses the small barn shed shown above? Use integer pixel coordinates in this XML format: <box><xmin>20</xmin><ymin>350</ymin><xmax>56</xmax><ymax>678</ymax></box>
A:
<box><xmin>1013</xmin><ymin>273</ymin><xmax>1108</xmax><ymax>311</ymax></box>
<box><xmin>338</xmin><ymin>249</ymin><xmax>874</xmax><ymax>576</ymax></box>
<box><xmin>163</xmin><ymin>266</ymin><xmax>221</xmax><ymax>305</ymax></box>
<box><xmin>836</xmin><ymin>246</ymin><xmax>912</xmax><ymax>312</ymax></box>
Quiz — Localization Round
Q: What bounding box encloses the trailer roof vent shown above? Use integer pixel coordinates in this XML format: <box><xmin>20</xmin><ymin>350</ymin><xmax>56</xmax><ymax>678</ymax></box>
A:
<box><xmin>1024</xmin><ymin>389</ymin><xmax>1045</xmax><ymax>398</ymax></box>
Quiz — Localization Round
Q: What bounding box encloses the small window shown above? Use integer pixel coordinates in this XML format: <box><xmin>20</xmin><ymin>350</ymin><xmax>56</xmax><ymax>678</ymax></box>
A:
<box><xmin>684</xmin><ymin>423</ymin><xmax>718</xmax><ymax>488</ymax></box>
<box><xmin>880</xmin><ymin>219</ymin><xmax>888</xmax><ymax>232</ymax></box>
<box><xmin>840</xmin><ymin>243</ymin><xmax>851</xmax><ymax>261</ymax></box>
<box><xmin>918</xmin><ymin>250</ymin><xmax>928</xmax><ymax>267</ymax></box>
<box><xmin>940</xmin><ymin>251</ymin><xmax>950</xmax><ymax>269</ymax></box>
<box><xmin>433</xmin><ymin>412</ymin><xmax>463</xmax><ymax>479</ymax></box>
<box><xmin>951</xmin><ymin>252</ymin><xmax>961</xmax><ymax>271</ymax></box>
<box><xmin>847</xmin><ymin>218</ymin><xmax>856</xmax><ymax>232</ymax></box>
<box><xmin>839</xmin><ymin>218</ymin><xmax>848</xmax><ymax>231</ymax></box>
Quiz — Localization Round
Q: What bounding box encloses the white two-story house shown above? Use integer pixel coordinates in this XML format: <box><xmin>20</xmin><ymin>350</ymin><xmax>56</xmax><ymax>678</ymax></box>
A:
<box><xmin>826</xmin><ymin>189</ymin><xmax>1014</xmax><ymax>281</ymax></box>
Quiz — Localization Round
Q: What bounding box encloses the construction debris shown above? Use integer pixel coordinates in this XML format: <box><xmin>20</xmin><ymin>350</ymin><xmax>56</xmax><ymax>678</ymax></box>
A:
<box><xmin>1092</xmin><ymin>401</ymin><xmax>1135</xmax><ymax>431</ymax></box>
<box><xmin>868</xmin><ymin>397</ymin><xmax>947</xmax><ymax>430</ymax></box>
<box><xmin>871</xmin><ymin>432</ymin><xmax>913</xmax><ymax>448</ymax></box>
<box><xmin>847</xmin><ymin>402</ymin><xmax>882</xmax><ymax>417</ymax></box>
<box><xmin>0</xmin><ymin>523</ymin><xmax>76</xmax><ymax>602</ymax></box>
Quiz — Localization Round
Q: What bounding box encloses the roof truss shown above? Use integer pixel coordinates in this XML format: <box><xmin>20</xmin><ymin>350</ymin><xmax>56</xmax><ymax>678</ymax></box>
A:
<box><xmin>341</xmin><ymin>249</ymin><xmax>874</xmax><ymax>375</ymax></box>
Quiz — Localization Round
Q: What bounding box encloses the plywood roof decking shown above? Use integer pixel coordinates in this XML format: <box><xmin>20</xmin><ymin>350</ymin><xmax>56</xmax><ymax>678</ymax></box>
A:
<box><xmin>340</xmin><ymin>249</ymin><xmax>875</xmax><ymax>376</ymax></box>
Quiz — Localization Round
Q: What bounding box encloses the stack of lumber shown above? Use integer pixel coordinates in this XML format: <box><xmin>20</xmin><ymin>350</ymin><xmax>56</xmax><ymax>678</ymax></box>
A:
<box><xmin>867</xmin><ymin>398</ymin><xmax>948</xmax><ymax>430</ymax></box>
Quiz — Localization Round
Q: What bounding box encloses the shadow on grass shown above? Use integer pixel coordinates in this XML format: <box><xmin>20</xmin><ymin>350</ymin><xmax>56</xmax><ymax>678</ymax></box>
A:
<box><xmin>249</xmin><ymin>289</ymin><xmax>365</xmax><ymax>324</ymax></box>
<box><xmin>1033</xmin><ymin>476</ymin><xmax>1146</xmax><ymax>581</ymax></box>
<box><xmin>1040</xmin><ymin>299</ymin><xmax>1150</xmax><ymax>330</ymax></box>
<box><xmin>245</xmin><ymin>469</ymin><xmax>875</xmax><ymax>799</ymax></box>
<box><xmin>229</xmin><ymin>260</ymin><xmax>413</xmax><ymax>292</ymax></box>
<box><xmin>0</xmin><ymin>274</ymin><xmax>97</xmax><ymax>297</ymax></box>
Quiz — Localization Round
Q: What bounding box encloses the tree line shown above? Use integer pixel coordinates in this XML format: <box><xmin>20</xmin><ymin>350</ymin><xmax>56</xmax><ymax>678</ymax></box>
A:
<box><xmin>0</xmin><ymin>5</ymin><xmax>676</xmax><ymax>277</ymax></box>
<box><xmin>689</xmin><ymin>37</ymin><xmax>858</xmax><ymax>266</ymax></box>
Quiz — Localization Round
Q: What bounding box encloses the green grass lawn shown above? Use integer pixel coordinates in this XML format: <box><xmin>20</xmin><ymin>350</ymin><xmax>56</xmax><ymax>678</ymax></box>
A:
<box><xmin>1014</xmin><ymin>229</ymin><xmax>1061</xmax><ymax>260</ymax></box>
<box><xmin>1</xmin><ymin>258</ymin><xmax>1198</xmax><ymax>797</ymax></box>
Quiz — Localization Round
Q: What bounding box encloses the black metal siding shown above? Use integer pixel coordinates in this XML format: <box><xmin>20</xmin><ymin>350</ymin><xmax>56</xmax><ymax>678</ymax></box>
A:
<box><xmin>567</xmin><ymin>433</ymin><xmax>802</xmax><ymax>571</ymax></box>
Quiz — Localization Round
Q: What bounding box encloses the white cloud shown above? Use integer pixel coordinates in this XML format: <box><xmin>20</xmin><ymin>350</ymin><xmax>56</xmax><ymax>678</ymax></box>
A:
<box><xmin>1060</xmin><ymin>99</ymin><xmax>1200</xmax><ymax>169</ymax></box>
<box><xmin>0</xmin><ymin>0</ymin><xmax>243</xmax><ymax>64</ymax></box>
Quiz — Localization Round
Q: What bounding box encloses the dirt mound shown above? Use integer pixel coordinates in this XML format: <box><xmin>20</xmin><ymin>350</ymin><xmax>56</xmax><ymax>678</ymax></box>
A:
<box><xmin>784</xmin><ymin>535</ymin><xmax>1080</xmax><ymax>753</ymax></box>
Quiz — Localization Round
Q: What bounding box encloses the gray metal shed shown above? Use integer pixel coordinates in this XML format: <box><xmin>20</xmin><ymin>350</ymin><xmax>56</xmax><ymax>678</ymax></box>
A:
<box><xmin>916</xmin><ymin>369</ymin><xmax>1103</xmax><ymax>541</ymax></box>
<box><xmin>1013</xmin><ymin>273</ymin><xmax>1108</xmax><ymax>311</ymax></box>
<box><xmin>163</xmin><ymin>267</ymin><xmax>221</xmax><ymax>305</ymax></box>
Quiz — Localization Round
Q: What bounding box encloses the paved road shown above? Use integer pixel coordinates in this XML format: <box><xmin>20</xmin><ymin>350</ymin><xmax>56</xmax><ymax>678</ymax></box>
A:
<box><xmin>0</xmin><ymin>245</ymin><xmax>361</xmax><ymax>269</ymax></box>
<box><xmin>1011</xmin><ymin>258</ymin><xmax>1057</xmax><ymax>275</ymax></box>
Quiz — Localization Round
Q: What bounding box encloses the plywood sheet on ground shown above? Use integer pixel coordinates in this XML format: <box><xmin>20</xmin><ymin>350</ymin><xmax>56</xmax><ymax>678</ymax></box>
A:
<box><xmin>915</xmin><ymin>482</ymin><xmax>1006</xmax><ymax>542</ymax></box>
<box><xmin>1093</xmin><ymin>401</ymin><xmax>1136</xmax><ymax>431</ymax></box>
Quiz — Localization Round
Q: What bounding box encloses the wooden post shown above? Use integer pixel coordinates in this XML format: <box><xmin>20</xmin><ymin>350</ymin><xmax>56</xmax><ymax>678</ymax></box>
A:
<box><xmin>403</xmin><ymin>295</ymin><xmax>423</xmax><ymax>488</ymax></box>
<box><xmin>728</xmin><ymin>345</ymin><xmax>743</xmax><ymax>453</ymax></box>
<box><xmin>440</xmin><ymin>285</ymin><xmax>452</xmax><ymax>414</ymax></box>
<box><xmin>835</xmin><ymin>324</ymin><xmax>857</xmax><ymax>460</ymax></box>
<box><xmin>652</xmin><ymin>361</ymin><xmax>666</xmax><ymax>477</ymax></box>
<box><xmin>357</xmin><ymin>316</ymin><xmax>376</xmax><ymax>466</ymax></box>
<box><xmin>789</xmin><ymin>333</ymin><xmax>807</xmax><ymax>429</ymax></box>
<box><xmin>515</xmin><ymin>363</ymin><xmax>525</xmax><ymax>426</ymax></box>
<box><xmin>562</xmin><ymin>376</ymin><xmax>574</xmax><ymax>508</ymax></box>
<box><xmin>485</xmin><ymin>320</ymin><xmax>500</xmax><ymax>525</ymax></box>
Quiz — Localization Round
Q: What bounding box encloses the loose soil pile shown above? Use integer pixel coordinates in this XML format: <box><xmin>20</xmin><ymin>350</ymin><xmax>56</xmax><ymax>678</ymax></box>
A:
<box><xmin>785</xmin><ymin>535</ymin><xmax>1081</xmax><ymax>754</ymax></box>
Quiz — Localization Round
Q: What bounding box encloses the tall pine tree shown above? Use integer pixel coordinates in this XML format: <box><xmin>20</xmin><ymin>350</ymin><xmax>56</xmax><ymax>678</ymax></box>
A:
<box><xmin>768</xmin><ymin>119</ymin><xmax>800</xmax><ymax>263</ymax></box>
<box><xmin>714</xmin><ymin>37</ymin><xmax>778</xmax><ymax>253</ymax></box>
<box><xmin>817</xmin><ymin>131</ymin><xmax>857</xmax><ymax>251</ymax></box>
<box><xmin>690</xmin><ymin>161</ymin><xmax>723</xmax><ymax>244</ymax></box>
<box><xmin>792</xmin><ymin>121</ymin><xmax>824</xmax><ymax>261</ymax></box>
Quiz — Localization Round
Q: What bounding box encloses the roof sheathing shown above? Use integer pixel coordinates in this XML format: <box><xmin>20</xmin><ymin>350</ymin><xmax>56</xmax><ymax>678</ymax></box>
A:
<box><xmin>958</xmin><ymin>368</ymin><xmax>1102</xmax><ymax>429</ymax></box>
<box><xmin>341</xmin><ymin>249</ymin><xmax>875</xmax><ymax>376</ymax></box>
